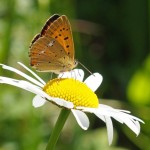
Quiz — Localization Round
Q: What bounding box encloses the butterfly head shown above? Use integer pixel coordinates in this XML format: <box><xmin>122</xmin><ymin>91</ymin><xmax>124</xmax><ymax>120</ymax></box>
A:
<box><xmin>74</xmin><ymin>59</ymin><xmax>78</xmax><ymax>68</ymax></box>
<box><xmin>59</xmin><ymin>59</ymin><xmax>78</xmax><ymax>74</ymax></box>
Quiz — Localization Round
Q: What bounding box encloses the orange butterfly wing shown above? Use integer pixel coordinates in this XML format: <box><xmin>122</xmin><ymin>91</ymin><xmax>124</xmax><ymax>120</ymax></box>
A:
<box><xmin>29</xmin><ymin>14</ymin><xmax>77</xmax><ymax>74</ymax></box>
<box><xmin>42</xmin><ymin>15</ymin><xmax>75</xmax><ymax>59</ymax></box>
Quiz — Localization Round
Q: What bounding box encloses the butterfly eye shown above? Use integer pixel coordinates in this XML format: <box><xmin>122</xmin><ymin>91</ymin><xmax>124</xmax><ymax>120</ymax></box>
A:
<box><xmin>74</xmin><ymin>60</ymin><xmax>78</xmax><ymax>67</ymax></box>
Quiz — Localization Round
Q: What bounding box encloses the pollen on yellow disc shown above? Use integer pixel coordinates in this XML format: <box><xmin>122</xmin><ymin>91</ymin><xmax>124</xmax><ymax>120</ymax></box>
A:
<box><xmin>43</xmin><ymin>78</ymin><xmax>99</xmax><ymax>108</ymax></box>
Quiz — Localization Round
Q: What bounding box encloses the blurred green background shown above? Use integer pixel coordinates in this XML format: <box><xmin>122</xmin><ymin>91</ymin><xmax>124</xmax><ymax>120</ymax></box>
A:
<box><xmin>0</xmin><ymin>0</ymin><xmax>150</xmax><ymax>149</ymax></box>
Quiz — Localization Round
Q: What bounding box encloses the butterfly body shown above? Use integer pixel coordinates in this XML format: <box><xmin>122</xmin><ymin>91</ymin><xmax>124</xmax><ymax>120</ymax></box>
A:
<box><xmin>29</xmin><ymin>14</ymin><xmax>77</xmax><ymax>74</ymax></box>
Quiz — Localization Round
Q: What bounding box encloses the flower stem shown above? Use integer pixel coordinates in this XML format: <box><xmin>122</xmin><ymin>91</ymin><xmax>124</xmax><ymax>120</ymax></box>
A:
<box><xmin>46</xmin><ymin>108</ymin><xmax>70</xmax><ymax>150</ymax></box>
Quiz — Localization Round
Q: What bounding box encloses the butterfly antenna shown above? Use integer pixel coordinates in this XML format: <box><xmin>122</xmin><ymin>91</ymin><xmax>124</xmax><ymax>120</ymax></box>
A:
<box><xmin>78</xmin><ymin>61</ymin><xmax>93</xmax><ymax>75</ymax></box>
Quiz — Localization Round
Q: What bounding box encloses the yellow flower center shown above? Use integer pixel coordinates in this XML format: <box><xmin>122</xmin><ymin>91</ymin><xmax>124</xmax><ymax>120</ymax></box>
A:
<box><xmin>43</xmin><ymin>78</ymin><xmax>99</xmax><ymax>108</ymax></box>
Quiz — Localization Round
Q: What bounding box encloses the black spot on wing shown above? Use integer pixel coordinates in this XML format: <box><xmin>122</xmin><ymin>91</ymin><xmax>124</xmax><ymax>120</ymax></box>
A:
<box><xmin>64</xmin><ymin>37</ymin><xmax>69</xmax><ymax>40</ymax></box>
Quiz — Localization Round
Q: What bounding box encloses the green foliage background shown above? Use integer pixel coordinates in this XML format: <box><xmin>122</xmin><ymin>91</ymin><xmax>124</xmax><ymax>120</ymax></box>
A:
<box><xmin>0</xmin><ymin>0</ymin><xmax>149</xmax><ymax>150</ymax></box>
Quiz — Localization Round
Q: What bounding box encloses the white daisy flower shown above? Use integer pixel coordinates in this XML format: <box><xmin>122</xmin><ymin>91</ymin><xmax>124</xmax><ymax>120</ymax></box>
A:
<box><xmin>0</xmin><ymin>62</ymin><xmax>144</xmax><ymax>145</ymax></box>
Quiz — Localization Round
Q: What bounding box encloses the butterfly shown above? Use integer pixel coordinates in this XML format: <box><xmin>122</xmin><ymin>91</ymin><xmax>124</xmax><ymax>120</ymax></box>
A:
<box><xmin>29</xmin><ymin>14</ymin><xmax>78</xmax><ymax>74</ymax></box>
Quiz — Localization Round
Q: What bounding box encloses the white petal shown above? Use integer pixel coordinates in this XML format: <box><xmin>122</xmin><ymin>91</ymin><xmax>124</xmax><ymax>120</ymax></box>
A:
<box><xmin>0</xmin><ymin>64</ymin><xmax>44</xmax><ymax>87</ymax></box>
<box><xmin>99</xmin><ymin>104</ymin><xmax>144</xmax><ymax>123</ymax></box>
<box><xmin>58</xmin><ymin>69</ymin><xmax>84</xmax><ymax>81</ymax></box>
<box><xmin>0</xmin><ymin>76</ymin><xmax>74</xmax><ymax>109</ymax></box>
<box><xmin>73</xmin><ymin>69</ymin><xmax>84</xmax><ymax>81</ymax></box>
<box><xmin>94</xmin><ymin>108</ymin><xmax>114</xmax><ymax>145</ymax></box>
<box><xmin>33</xmin><ymin>95</ymin><xmax>46</xmax><ymax>107</ymax></box>
<box><xmin>99</xmin><ymin>104</ymin><xmax>131</xmax><ymax>114</ymax></box>
<box><xmin>76</xmin><ymin>106</ymin><xmax>95</xmax><ymax>112</ymax></box>
<box><xmin>135</xmin><ymin>121</ymin><xmax>140</xmax><ymax>136</ymax></box>
<box><xmin>0</xmin><ymin>77</ymin><xmax>40</xmax><ymax>93</ymax></box>
<box><xmin>38</xmin><ymin>95</ymin><xmax>74</xmax><ymax>109</ymax></box>
<box><xmin>18</xmin><ymin>62</ymin><xmax>46</xmax><ymax>85</ymax></box>
<box><xmin>84</xmin><ymin>73</ymin><xmax>103</xmax><ymax>92</ymax></box>
<box><xmin>95</xmin><ymin>113</ymin><xmax>106</xmax><ymax>122</ymax></box>
<box><xmin>98</xmin><ymin>104</ymin><xmax>143</xmax><ymax>135</ymax></box>
<box><xmin>0</xmin><ymin>76</ymin><xmax>49</xmax><ymax>101</ymax></box>
<box><xmin>71</xmin><ymin>109</ymin><xmax>89</xmax><ymax>130</ymax></box>
<box><xmin>24</xmin><ymin>84</ymin><xmax>74</xmax><ymax>109</ymax></box>
<box><xmin>18</xmin><ymin>80</ymin><xmax>46</xmax><ymax>96</ymax></box>
<box><xmin>88</xmin><ymin>104</ymin><xmax>144</xmax><ymax>145</ymax></box>
<box><xmin>95</xmin><ymin>105</ymin><xmax>124</xmax><ymax>124</ymax></box>
<box><xmin>117</xmin><ymin>114</ymin><xmax>139</xmax><ymax>135</ymax></box>
<box><xmin>52</xmin><ymin>97</ymin><xmax>74</xmax><ymax>109</ymax></box>
<box><xmin>105</xmin><ymin>116</ymin><xmax>113</xmax><ymax>145</ymax></box>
